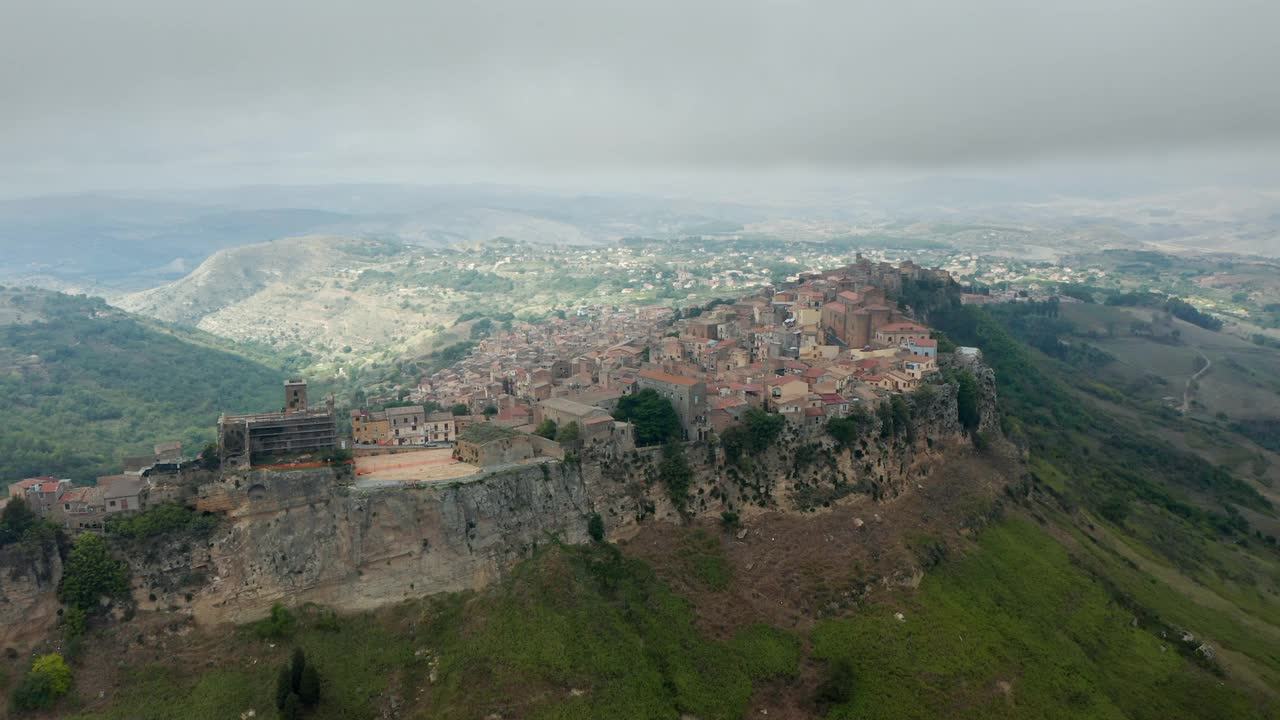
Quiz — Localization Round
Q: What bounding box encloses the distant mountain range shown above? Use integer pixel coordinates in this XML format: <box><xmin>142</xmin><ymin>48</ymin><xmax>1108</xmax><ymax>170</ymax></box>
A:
<box><xmin>3</xmin><ymin>182</ymin><xmax>1277</xmax><ymax>295</ymax></box>
<box><xmin>0</xmin><ymin>185</ymin><xmax>759</xmax><ymax>291</ymax></box>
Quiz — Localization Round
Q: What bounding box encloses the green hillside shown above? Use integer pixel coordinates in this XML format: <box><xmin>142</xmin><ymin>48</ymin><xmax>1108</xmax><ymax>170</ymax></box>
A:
<box><xmin>0</xmin><ymin>288</ymin><xmax>290</xmax><ymax>484</ymax></box>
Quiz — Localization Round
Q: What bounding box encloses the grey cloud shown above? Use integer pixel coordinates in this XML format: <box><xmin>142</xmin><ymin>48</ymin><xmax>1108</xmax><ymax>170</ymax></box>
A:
<box><xmin>3</xmin><ymin>0</ymin><xmax>1280</xmax><ymax>192</ymax></box>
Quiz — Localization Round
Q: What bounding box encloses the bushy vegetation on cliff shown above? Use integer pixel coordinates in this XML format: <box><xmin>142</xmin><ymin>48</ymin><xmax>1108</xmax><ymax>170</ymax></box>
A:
<box><xmin>105</xmin><ymin>503</ymin><xmax>218</xmax><ymax>541</ymax></box>
<box><xmin>613</xmin><ymin>389</ymin><xmax>681</xmax><ymax>446</ymax></box>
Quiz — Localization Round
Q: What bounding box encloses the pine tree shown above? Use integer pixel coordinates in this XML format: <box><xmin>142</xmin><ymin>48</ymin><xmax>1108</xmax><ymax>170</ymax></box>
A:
<box><xmin>298</xmin><ymin>664</ymin><xmax>321</xmax><ymax>706</ymax></box>
<box><xmin>289</xmin><ymin>648</ymin><xmax>306</xmax><ymax>692</ymax></box>
<box><xmin>280</xmin><ymin>692</ymin><xmax>302</xmax><ymax>720</ymax></box>
<box><xmin>275</xmin><ymin>666</ymin><xmax>292</xmax><ymax>710</ymax></box>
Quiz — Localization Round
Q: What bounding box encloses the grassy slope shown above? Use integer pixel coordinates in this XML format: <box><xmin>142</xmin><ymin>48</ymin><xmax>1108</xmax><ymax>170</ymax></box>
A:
<box><xmin>923</xmin><ymin>297</ymin><xmax>1280</xmax><ymax>698</ymax></box>
<box><xmin>813</xmin><ymin>517</ymin><xmax>1270</xmax><ymax>720</ymax></box>
<box><xmin>65</xmin><ymin>545</ymin><xmax>800</xmax><ymax>720</ymax></box>
<box><xmin>54</xmin><ymin>517</ymin><xmax>1273</xmax><ymax>720</ymax></box>
<box><xmin>0</xmin><ymin>289</ymin><xmax>288</xmax><ymax>484</ymax></box>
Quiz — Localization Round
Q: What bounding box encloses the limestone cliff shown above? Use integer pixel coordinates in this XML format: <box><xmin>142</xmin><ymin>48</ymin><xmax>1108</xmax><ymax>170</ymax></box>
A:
<box><xmin>0</xmin><ymin>531</ymin><xmax>63</xmax><ymax>651</ymax></box>
<box><xmin>125</xmin><ymin>463</ymin><xmax>593</xmax><ymax>624</ymax></box>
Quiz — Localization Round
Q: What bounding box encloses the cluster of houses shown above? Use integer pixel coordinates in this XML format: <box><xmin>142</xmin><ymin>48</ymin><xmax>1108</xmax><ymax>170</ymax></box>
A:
<box><xmin>378</xmin><ymin>256</ymin><xmax>961</xmax><ymax>463</ymax></box>
<box><xmin>5</xmin><ymin>256</ymin><xmax>973</xmax><ymax>520</ymax></box>
<box><xmin>4</xmin><ymin>442</ymin><xmax>181</xmax><ymax>531</ymax></box>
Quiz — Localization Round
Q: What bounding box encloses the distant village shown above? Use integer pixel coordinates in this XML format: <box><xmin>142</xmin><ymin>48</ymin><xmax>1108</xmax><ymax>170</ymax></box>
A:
<box><xmin>6</xmin><ymin>256</ymin><xmax>981</xmax><ymax>530</ymax></box>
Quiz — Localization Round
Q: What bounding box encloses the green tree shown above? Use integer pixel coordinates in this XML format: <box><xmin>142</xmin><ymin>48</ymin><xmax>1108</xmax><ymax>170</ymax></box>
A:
<box><xmin>63</xmin><ymin>606</ymin><xmax>87</xmax><ymax>640</ymax></box>
<box><xmin>280</xmin><ymin>692</ymin><xmax>302</xmax><ymax>720</ymax></box>
<box><xmin>877</xmin><ymin>401</ymin><xmax>895</xmax><ymax>439</ymax></box>
<box><xmin>253</xmin><ymin>603</ymin><xmax>297</xmax><ymax>640</ymax></box>
<box><xmin>482</xmin><ymin>406</ymin><xmax>498</xmax><ymax>417</ymax></box>
<box><xmin>826</xmin><ymin>406</ymin><xmax>873</xmax><ymax>448</ymax></box>
<box><xmin>298</xmin><ymin>664</ymin><xmax>321</xmax><ymax>706</ymax></box>
<box><xmin>719</xmin><ymin>407</ymin><xmax>785</xmax><ymax>464</ymax></box>
<box><xmin>0</xmin><ymin>496</ymin><xmax>37</xmax><ymax>545</ymax></box>
<box><xmin>890</xmin><ymin>395</ymin><xmax>914</xmax><ymax>443</ymax></box>
<box><xmin>12</xmin><ymin>653</ymin><xmax>73</xmax><ymax>711</ymax></box>
<box><xmin>57</xmin><ymin>534</ymin><xmax>128</xmax><ymax>610</ymax></box>
<box><xmin>534</xmin><ymin>419</ymin><xmax>558</xmax><ymax>439</ymax></box>
<box><xmin>556</xmin><ymin>421</ymin><xmax>581</xmax><ymax>443</ymax></box>
<box><xmin>613</xmin><ymin>389</ymin><xmax>681</xmax><ymax>446</ymax></box>
<box><xmin>290</xmin><ymin>647</ymin><xmax>306</xmax><ymax>691</ymax></box>
<box><xmin>469</xmin><ymin>317</ymin><xmax>494</xmax><ymax>339</ymax></box>
<box><xmin>105</xmin><ymin>503</ymin><xmax>217</xmax><ymax>540</ymax></box>
<box><xmin>11</xmin><ymin>670</ymin><xmax>56</xmax><ymax>712</ymax></box>
<box><xmin>956</xmin><ymin>370</ymin><xmax>981</xmax><ymax>431</ymax></box>
<box><xmin>658</xmin><ymin>442</ymin><xmax>693</xmax><ymax>510</ymax></box>
<box><xmin>815</xmin><ymin>658</ymin><xmax>855</xmax><ymax>707</ymax></box>
<box><xmin>451</xmin><ymin>403</ymin><xmax>469</xmax><ymax>416</ymax></box>
<box><xmin>199</xmin><ymin>441</ymin><xmax>220</xmax><ymax>470</ymax></box>
<box><xmin>31</xmin><ymin>654</ymin><xmax>72</xmax><ymax>695</ymax></box>
<box><xmin>587</xmin><ymin>513</ymin><xmax>605</xmax><ymax>543</ymax></box>
<box><xmin>275</xmin><ymin>666</ymin><xmax>292</xmax><ymax>710</ymax></box>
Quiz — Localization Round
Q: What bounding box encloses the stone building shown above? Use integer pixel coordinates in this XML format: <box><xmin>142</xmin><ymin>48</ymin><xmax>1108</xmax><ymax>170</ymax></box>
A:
<box><xmin>455</xmin><ymin>424</ymin><xmax>533</xmax><ymax>467</ymax></box>
<box><xmin>635</xmin><ymin>369</ymin><xmax>708</xmax><ymax>440</ymax></box>
<box><xmin>218</xmin><ymin>379</ymin><xmax>338</xmax><ymax>468</ymax></box>
<box><xmin>386</xmin><ymin>405</ymin><xmax>427</xmax><ymax>445</ymax></box>
<box><xmin>97</xmin><ymin>475</ymin><xmax>145</xmax><ymax>514</ymax></box>
<box><xmin>53</xmin><ymin>486</ymin><xmax>106</xmax><ymax>530</ymax></box>
<box><xmin>351</xmin><ymin>409</ymin><xmax>392</xmax><ymax>445</ymax></box>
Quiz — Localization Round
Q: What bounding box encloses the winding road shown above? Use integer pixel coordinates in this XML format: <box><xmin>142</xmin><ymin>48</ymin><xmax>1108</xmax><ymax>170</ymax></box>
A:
<box><xmin>1180</xmin><ymin>352</ymin><xmax>1212</xmax><ymax>414</ymax></box>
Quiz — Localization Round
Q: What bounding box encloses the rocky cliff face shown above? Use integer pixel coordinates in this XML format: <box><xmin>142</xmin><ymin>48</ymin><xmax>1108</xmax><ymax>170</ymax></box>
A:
<box><xmin>0</xmin><ymin>533</ymin><xmax>63</xmax><ymax>651</ymax></box>
<box><xmin>133</xmin><ymin>463</ymin><xmax>601</xmax><ymax>624</ymax></box>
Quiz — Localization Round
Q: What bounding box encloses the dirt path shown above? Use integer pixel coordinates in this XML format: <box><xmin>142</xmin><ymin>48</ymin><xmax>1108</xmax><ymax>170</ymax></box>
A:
<box><xmin>1181</xmin><ymin>352</ymin><xmax>1212</xmax><ymax>414</ymax></box>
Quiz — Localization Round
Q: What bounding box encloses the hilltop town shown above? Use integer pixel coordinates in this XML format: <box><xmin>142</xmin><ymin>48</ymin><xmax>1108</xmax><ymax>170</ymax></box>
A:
<box><xmin>5</xmin><ymin>257</ymin><xmax>976</xmax><ymax>528</ymax></box>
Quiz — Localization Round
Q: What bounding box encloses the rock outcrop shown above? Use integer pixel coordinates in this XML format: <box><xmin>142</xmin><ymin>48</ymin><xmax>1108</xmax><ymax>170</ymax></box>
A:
<box><xmin>0</xmin><ymin>533</ymin><xmax>63</xmax><ymax>651</ymax></box>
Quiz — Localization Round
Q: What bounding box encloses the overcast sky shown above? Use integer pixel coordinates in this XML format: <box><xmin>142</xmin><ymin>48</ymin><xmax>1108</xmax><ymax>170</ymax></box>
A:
<box><xmin>4</xmin><ymin>0</ymin><xmax>1280</xmax><ymax>196</ymax></box>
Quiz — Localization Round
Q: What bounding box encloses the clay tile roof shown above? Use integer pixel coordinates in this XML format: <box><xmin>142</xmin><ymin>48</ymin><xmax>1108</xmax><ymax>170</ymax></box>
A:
<box><xmin>637</xmin><ymin>369</ymin><xmax>700</xmax><ymax>387</ymax></box>
<box><xmin>878</xmin><ymin>322</ymin><xmax>929</xmax><ymax>333</ymax></box>
<box><xmin>766</xmin><ymin>376</ymin><xmax>803</xmax><ymax>386</ymax></box>
<box><xmin>60</xmin><ymin>487</ymin><xmax>97</xmax><ymax>503</ymax></box>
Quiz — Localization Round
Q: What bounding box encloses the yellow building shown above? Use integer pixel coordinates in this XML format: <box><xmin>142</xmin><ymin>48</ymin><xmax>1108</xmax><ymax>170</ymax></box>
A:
<box><xmin>351</xmin><ymin>410</ymin><xmax>392</xmax><ymax>445</ymax></box>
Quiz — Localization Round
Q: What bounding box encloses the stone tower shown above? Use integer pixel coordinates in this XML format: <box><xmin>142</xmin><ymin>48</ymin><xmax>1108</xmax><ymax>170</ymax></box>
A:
<box><xmin>285</xmin><ymin>379</ymin><xmax>308</xmax><ymax>413</ymax></box>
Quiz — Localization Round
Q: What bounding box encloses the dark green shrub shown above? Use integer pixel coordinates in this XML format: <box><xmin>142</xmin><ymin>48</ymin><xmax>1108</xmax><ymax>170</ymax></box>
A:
<box><xmin>587</xmin><ymin>513</ymin><xmax>605</xmax><ymax>543</ymax></box>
